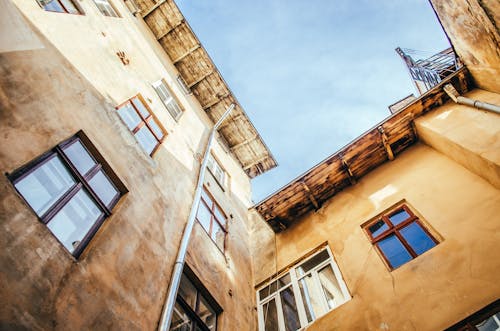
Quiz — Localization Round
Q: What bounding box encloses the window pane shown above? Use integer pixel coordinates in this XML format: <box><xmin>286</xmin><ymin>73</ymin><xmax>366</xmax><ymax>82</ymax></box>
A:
<box><xmin>262</xmin><ymin>298</ymin><xmax>279</xmax><ymax>331</ymax></box>
<box><xmin>298</xmin><ymin>274</ymin><xmax>321</xmax><ymax>322</ymax></box>
<box><xmin>475</xmin><ymin>313</ymin><xmax>500</xmax><ymax>331</ymax></box>
<box><xmin>40</xmin><ymin>0</ymin><xmax>65</xmax><ymax>12</ymax></box>
<box><xmin>400</xmin><ymin>222</ymin><xmax>436</xmax><ymax>255</ymax></box>
<box><xmin>131</xmin><ymin>97</ymin><xmax>150</xmax><ymax>118</ymax></box>
<box><xmin>214</xmin><ymin>205</ymin><xmax>225</xmax><ymax>227</ymax></box>
<box><xmin>118</xmin><ymin>103</ymin><xmax>141</xmax><ymax>130</ymax></box>
<box><xmin>388</xmin><ymin>209</ymin><xmax>411</xmax><ymax>225</ymax></box>
<box><xmin>15</xmin><ymin>156</ymin><xmax>75</xmax><ymax>216</ymax></box>
<box><xmin>94</xmin><ymin>0</ymin><xmax>118</xmax><ymax>17</ymax></box>
<box><xmin>59</xmin><ymin>0</ymin><xmax>79</xmax><ymax>13</ymax></box>
<box><xmin>259</xmin><ymin>283</ymin><xmax>277</xmax><ymax>301</ymax></box>
<box><xmin>280</xmin><ymin>286</ymin><xmax>301</xmax><ymax>331</ymax></box>
<box><xmin>196</xmin><ymin>202</ymin><xmax>212</xmax><ymax>234</ymax></box>
<box><xmin>63</xmin><ymin>140</ymin><xmax>96</xmax><ymax>176</ymax></box>
<box><xmin>178</xmin><ymin>275</ymin><xmax>197</xmax><ymax>309</ymax></box>
<box><xmin>155</xmin><ymin>83</ymin><xmax>172</xmax><ymax>102</ymax></box>
<box><xmin>169</xmin><ymin>302</ymin><xmax>192</xmax><ymax>331</ymax></box>
<box><xmin>318</xmin><ymin>265</ymin><xmax>345</xmax><ymax>309</ymax></box>
<box><xmin>147</xmin><ymin>118</ymin><xmax>164</xmax><ymax>140</ymax></box>
<box><xmin>135</xmin><ymin>126</ymin><xmax>158</xmax><ymax>155</ymax></box>
<box><xmin>201</xmin><ymin>188</ymin><xmax>212</xmax><ymax>205</ymax></box>
<box><xmin>198</xmin><ymin>296</ymin><xmax>217</xmax><ymax>331</ymax></box>
<box><xmin>88</xmin><ymin>170</ymin><xmax>119</xmax><ymax>207</ymax></box>
<box><xmin>47</xmin><ymin>189</ymin><xmax>102</xmax><ymax>253</ymax></box>
<box><xmin>368</xmin><ymin>220</ymin><xmax>389</xmax><ymax>238</ymax></box>
<box><xmin>377</xmin><ymin>234</ymin><xmax>412</xmax><ymax>268</ymax></box>
<box><xmin>166</xmin><ymin>102</ymin><xmax>182</xmax><ymax>120</ymax></box>
<box><xmin>211</xmin><ymin>221</ymin><xmax>225</xmax><ymax>251</ymax></box>
<box><xmin>296</xmin><ymin>250</ymin><xmax>330</xmax><ymax>276</ymax></box>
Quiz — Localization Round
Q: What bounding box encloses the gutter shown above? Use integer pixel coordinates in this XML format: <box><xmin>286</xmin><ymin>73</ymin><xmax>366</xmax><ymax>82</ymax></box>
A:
<box><xmin>157</xmin><ymin>104</ymin><xmax>235</xmax><ymax>331</ymax></box>
<box><xmin>444</xmin><ymin>84</ymin><xmax>500</xmax><ymax>114</ymax></box>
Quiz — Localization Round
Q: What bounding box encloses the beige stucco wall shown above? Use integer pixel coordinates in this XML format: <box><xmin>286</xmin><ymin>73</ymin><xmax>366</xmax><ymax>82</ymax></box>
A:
<box><xmin>253</xmin><ymin>141</ymin><xmax>500</xmax><ymax>330</ymax></box>
<box><xmin>1</xmin><ymin>2</ymin><xmax>256</xmax><ymax>330</ymax></box>
<box><xmin>430</xmin><ymin>0</ymin><xmax>500</xmax><ymax>93</ymax></box>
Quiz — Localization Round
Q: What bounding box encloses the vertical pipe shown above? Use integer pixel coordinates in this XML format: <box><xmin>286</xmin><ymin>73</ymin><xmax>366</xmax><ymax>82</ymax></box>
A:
<box><xmin>158</xmin><ymin>103</ymin><xmax>235</xmax><ymax>331</ymax></box>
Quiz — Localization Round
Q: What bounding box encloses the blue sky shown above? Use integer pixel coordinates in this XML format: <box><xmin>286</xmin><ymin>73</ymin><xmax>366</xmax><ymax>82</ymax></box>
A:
<box><xmin>176</xmin><ymin>0</ymin><xmax>450</xmax><ymax>202</ymax></box>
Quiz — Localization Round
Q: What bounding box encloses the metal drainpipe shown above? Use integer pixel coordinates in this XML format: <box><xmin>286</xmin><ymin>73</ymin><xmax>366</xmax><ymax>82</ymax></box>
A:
<box><xmin>443</xmin><ymin>84</ymin><xmax>500</xmax><ymax>114</ymax></box>
<box><xmin>158</xmin><ymin>103</ymin><xmax>235</xmax><ymax>331</ymax></box>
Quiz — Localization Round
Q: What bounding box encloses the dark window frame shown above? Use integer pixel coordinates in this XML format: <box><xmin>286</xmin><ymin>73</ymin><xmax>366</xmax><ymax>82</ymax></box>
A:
<box><xmin>363</xmin><ymin>203</ymin><xmax>439</xmax><ymax>270</ymax></box>
<box><xmin>35</xmin><ymin>0</ymin><xmax>83</xmax><ymax>15</ymax></box>
<box><xmin>196</xmin><ymin>187</ymin><xmax>227</xmax><ymax>252</ymax></box>
<box><xmin>7</xmin><ymin>132</ymin><xmax>127</xmax><ymax>258</ymax></box>
<box><xmin>445</xmin><ymin>299</ymin><xmax>500</xmax><ymax>331</ymax></box>
<box><xmin>116</xmin><ymin>95</ymin><xmax>166</xmax><ymax>156</ymax></box>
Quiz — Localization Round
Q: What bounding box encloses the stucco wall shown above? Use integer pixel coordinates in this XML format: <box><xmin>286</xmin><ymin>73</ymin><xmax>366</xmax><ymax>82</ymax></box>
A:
<box><xmin>1</xmin><ymin>3</ymin><xmax>256</xmax><ymax>330</ymax></box>
<box><xmin>254</xmin><ymin>142</ymin><xmax>500</xmax><ymax>330</ymax></box>
<box><xmin>430</xmin><ymin>0</ymin><xmax>500</xmax><ymax>93</ymax></box>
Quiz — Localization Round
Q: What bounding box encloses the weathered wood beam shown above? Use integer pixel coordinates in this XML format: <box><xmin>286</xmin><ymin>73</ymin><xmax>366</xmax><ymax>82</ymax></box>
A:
<box><xmin>201</xmin><ymin>92</ymin><xmax>231</xmax><ymax>110</ymax></box>
<box><xmin>377</xmin><ymin>126</ymin><xmax>395</xmax><ymax>161</ymax></box>
<box><xmin>155</xmin><ymin>19</ymin><xmax>185</xmax><ymax>41</ymax></box>
<box><xmin>409</xmin><ymin>113</ymin><xmax>418</xmax><ymax>140</ymax></box>
<box><xmin>142</xmin><ymin>0</ymin><xmax>168</xmax><ymax>18</ymax></box>
<box><xmin>187</xmin><ymin>69</ymin><xmax>214</xmax><ymax>88</ymax></box>
<box><xmin>340</xmin><ymin>154</ymin><xmax>356</xmax><ymax>185</ymax></box>
<box><xmin>172</xmin><ymin>44</ymin><xmax>201</xmax><ymax>64</ymax></box>
<box><xmin>243</xmin><ymin>155</ymin><xmax>270</xmax><ymax>171</ymax></box>
<box><xmin>300</xmin><ymin>181</ymin><xmax>320</xmax><ymax>210</ymax></box>
<box><xmin>217</xmin><ymin>113</ymin><xmax>245</xmax><ymax>130</ymax></box>
<box><xmin>230</xmin><ymin>135</ymin><xmax>259</xmax><ymax>150</ymax></box>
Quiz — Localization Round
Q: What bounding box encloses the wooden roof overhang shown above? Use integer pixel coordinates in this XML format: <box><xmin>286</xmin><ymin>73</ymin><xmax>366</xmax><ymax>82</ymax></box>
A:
<box><xmin>135</xmin><ymin>0</ymin><xmax>277</xmax><ymax>177</ymax></box>
<box><xmin>255</xmin><ymin>68</ymin><xmax>472</xmax><ymax>232</ymax></box>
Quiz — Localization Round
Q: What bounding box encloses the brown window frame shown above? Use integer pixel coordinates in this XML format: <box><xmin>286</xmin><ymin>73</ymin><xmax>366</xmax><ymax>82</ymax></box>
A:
<box><xmin>7</xmin><ymin>132</ymin><xmax>127</xmax><ymax>258</ymax></box>
<box><xmin>35</xmin><ymin>0</ymin><xmax>83</xmax><ymax>15</ymax></box>
<box><xmin>363</xmin><ymin>204</ymin><xmax>439</xmax><ymax>270</ymax></box>
<box><xmin>116</xmin><ymin>95</ymin><xmax>166</xmax><ymax>156</ymax></box>
<box><xmin>196</xmin><ymin>187</ymin><xmax>228</xmax><ymax>252</ymax></box>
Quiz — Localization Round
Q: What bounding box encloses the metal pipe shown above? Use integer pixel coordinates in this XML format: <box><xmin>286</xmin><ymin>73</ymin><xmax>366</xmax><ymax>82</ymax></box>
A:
<box><xmin>443</xmin><ymin>84</ymin><xmax>500</xmax><ymax>114</ymax></box>
<box><xmin>157</xmin><ymin>103</ymin><xmax>236</xmax><ymax>331</ymax></box>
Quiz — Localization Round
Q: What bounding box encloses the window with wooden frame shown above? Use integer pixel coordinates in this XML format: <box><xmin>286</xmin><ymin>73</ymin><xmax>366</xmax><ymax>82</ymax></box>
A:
<box><xmin>206</xmin><ymin>155</ymin><xmax>226</xmax><ymax>189</ymax></box>
<box><xmin>171</xmin><ymin>267</ymin><xmax>222</xmax><ymax>331</ymax></box>
<box><xmin>363</xmin><ymin>203</ymin><xmax>439</xmax><ymax>270</ymax></box>
<box><xmin>117</xmin><ymin>95</ymin><xmax>166</xmax><ymax>156</ymax></box>
<box><xmin>35</xmin><ymin>0</ymin><xmax>82</xmax><ymax>14</ymax></box>
<box><xmin>7</xmin><ymin>132</ymin><xmax>126</xmax><ymax>257</ymax></box>
<box><xmin>152</xmin><ymin>79</ymin><xmax>183</xmax><ymax>121</ymax></box>
<box><xmin>92</xmin><ymin>0</ymin><xmax>119</xmax><ymax>17</ymax></box>
<box><xmin>195</xmin><ymin>187</ymin><xmax>227</xmax><ymax>252</ymax></box>
<box><xmin>445</xmin><ymin>299</ymin><xmax>500</xmax><ymax>331</ymax></box>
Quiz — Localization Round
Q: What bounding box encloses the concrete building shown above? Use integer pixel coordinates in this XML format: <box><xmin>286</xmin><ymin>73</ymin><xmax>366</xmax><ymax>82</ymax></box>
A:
<box><xmin>0</xmin><ymin>1</ymin><xmax>498</xmax><ymax>331</ymax></box>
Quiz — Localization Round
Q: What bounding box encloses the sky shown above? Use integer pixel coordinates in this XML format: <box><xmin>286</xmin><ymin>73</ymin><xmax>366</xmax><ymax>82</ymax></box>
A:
<box><xmin>176</xmin><ymin>0</ymin><xmax>450</xmax><ymax>202</ymax></box>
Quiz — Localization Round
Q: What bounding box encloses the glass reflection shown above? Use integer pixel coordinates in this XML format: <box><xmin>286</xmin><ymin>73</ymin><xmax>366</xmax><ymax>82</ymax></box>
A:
<box><xmin>63</xmin><ymin>140</ymin><xmax>96</xmax><ymax>176</ymax></box>
<box><xmin>318</xmin><ymin>265</ymin><xmax>345</xmax><ymax>309</ymax></box>
<box><xmin>377</xmin><ymin>234</ymin><xmax>412</xmax><ymax>268</ymax></box>
<box><xmin>135</xmin><ymin>126</ymin><xmax>157</xmax><ymax>155</ymax></box>
<box><xmin>280</xmin><ymin>287</ymin><xmax>300</xmax><ymax>331</ymax></box>
<box><xmin>117</xmin><ymin>103</ymin><xmax>141</xmax><ymax>130</ymax></box>
<box><xmin>400</xmin><ymin>222</ymin><xmax>436</xmax><ymax>255</ymax></box>
<box><xmin>263</xmin><ymin>299</ymin><xmax>279</xmax><ymax>331</ymax></box>
<box><xmin>296</xmin><ymin>250</ymin><xmax>329</xmax><ymax>276</ymax></box>
<box><xmin>88</xmin><ymin>170</ymin><xmax>119</xmax><ymax>207</ymax></box>
<box><xmin>388</xmin><ymin>209</ymin><xmax>411</xmax><ymax>225</ymax></box>
<box><xmin>368</xmin><ymin>220</ymin><xmax>389</xmax><ymax>237</ymax></box>
<box><xmin>178</xmin><ymin>275</ymin><xmax>197</xmax><ymax>309</ymax></box>
<box><xmin>169</xmin><ymin>302</ymin><xmax>192</xmax><ymax>331</ymax></box>
<box><xmin>298</xmin><ymin>274</ymin><xmax>322</xmax><ymax>321</ymax></box>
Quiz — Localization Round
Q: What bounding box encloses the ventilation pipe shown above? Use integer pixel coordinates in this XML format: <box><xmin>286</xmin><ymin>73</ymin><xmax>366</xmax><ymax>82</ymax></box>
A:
<box><xmin>158</xmin><ymin>103</ymin><xmax>235</xmax><ymax>331</ymax></box>
<box><xmin>443</xmin><ymin>84</ymin><xmax>500</xmax><ymax>114</ymax></box>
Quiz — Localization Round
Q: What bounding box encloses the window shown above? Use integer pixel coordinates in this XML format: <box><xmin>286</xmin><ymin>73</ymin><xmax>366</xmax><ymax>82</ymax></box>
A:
<box><xmin>8</xmin><ymin>133</ymin><xmax>125</xmax><ymax>257</ymax></box>
<box><xmin>257</xmin><ymin>248</ymin><xmax>350</xmax><ymax>331</ymax></box>
<box><xmin>363</xmin><ymin>203</ymin><xmax>438</xmax><ymax>269</ymax></box>
<box><xmin>153</xmin><ymin>79</ymin><xmax>183</xmax><ymax>121</ymax></box>
<box><xmin>171</xmin><ymin>268</ymin><xmax>221</xmax><ymax>331</ymax></box>
<box><xmin>206</xmin><ymin>155</ymin><xmax>226</xmax><ymax>188</ymax></box>
<box><xmin>92</xmin><ymin>0</ymin><xmax>119</xmax><ymax>17</ymax></box>
<box><xmin>117</xmin><ymin>95</ymin><xmax>166</xmax><ymax>156</ymax></box>
<box><xmin>445</xmin><ymin>299</ymin><xmax>500</xmax><ymax>331</ymax></box>
<box><xmin>36</xmin><ymin>0</ymin><xmax>81</xmax><ymax>14</ymax></box>
<box><xmin>195</xmin><ymin>187</ymin><xmax>227</xmax><ymax>251</ymax></box>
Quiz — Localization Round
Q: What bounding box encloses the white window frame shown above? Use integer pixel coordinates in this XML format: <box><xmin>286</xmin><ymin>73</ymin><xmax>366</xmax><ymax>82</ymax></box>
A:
<box><xmin>206</xmin><ymin>154</ymin><xmax>226</xmax><ymax>189</ymax></box>
<box><xmin>92</xmin><ymin>0</ymin><xmax>119</xmax><ymax>17</ymax></box>
<box><xmin>152</xmin><ymin>79</ymin><xmax>183</xmax><ymax>121</ymax></box>
<box><xmin>257</xmin><ymin>246</ymin><xmax>351</xmax><ymax>331</ymax></box>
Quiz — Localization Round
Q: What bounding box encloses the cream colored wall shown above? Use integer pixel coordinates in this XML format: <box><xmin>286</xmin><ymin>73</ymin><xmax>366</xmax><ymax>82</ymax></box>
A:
<box><xmin>1</xmin><ymin>2</ymin><xmax>256</xmax><ymax>330</ymax></box>
<box><xmin>254</xmin><ymin>142</ymin><xmax>500</xmax><ymax>330</ymax></box>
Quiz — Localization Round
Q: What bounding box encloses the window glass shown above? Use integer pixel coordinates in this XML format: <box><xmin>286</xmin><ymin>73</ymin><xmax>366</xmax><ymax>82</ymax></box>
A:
<box><xmin>214</xmin><ymin>205</ymin><xmax>225</xmax><ymax>226</ymax></box>
<box><xmin>196</xmin><ymin>202</ymin><xmax>212</xmax><ymax>233</ymax></box>
<box><xmin>88</xmin><ymin>170</ymin><xmax>119</xmax><ymax>207</ymax></box>
<box><xmin>167</xmin><ymin>103</ymin><xmax>182</xmax><ymax>120</ymax></box>
<box><xmin>400</xmin><ymin>222</ymin><xmax>436</xmax><ymax>255</ymax></box>
<box><xmin>211</xmin><ymin>221</ymin><xmax>225</xmax><ymax>251</ymax></box>
<box><xmin>198</xmin><ymin>296</ymin><xmax>217</xmax><ymax>331</ymax></box>
<box><xmin>388</xmin><ymin>209</ymin><xmax>411</xmax><ymax>225</ymax></box>
<box><xmin>117</xmin><ymin>103</ymin><xmax>141</xmax><ymax>130</ymax></box>
<box><xmin>46</xmin><ymin>189</ymin><xmax>102</xmax><ymax>253</ymax></box>
<box><xmin>377</xmin><ymin>234</ymin><xmax>412</xmax><ymax>268</ymax></box>
<box><xmin>263</xmin><ymin>299</ymin><xmax>279</xmax><ymax>331</ymax></box>
<box><xmin>298</xmin><ymin>274</ymin><xmax>319</xmax><ymax>322</ymax></box>
<box><xmin>178</xmin><ymin>276</ymin><xmax>197</xmax><ymax>309</ymax></box>
<box><xmin>318</xmin><ymin>265</ymin><xmax>344</xmax><ymax>309</ymax></box>
<box><xmin>475</xmin><ymin>313</ymin><xmax>500</xmax><ymax>331</ymax></box>
<box><xmin>296</xmin><ymin>250</ymin><xmax>330</xmax><ymax>276</ymax></box>
<box><xmin>15</xmin><ymin>156</ymin><xmax>75</xmax><ymax>216</ymax></box>
<box><xmin>135</xmin><ymin>126</ymin><xmax>157</xmax><ymax>155</ymax></box>
<box><xmin>59</xmin><ymin>0</ymin><xmax>79</xmax><ymax>13</ymax></box>
<box><xmin>93</xmin><ymin>0</ymin><xmax>119</xmax><ymax>17</ymax></box>
<box><xmin>63</xmin><ymin>140</ymin><xmax>96</xmax><ymax>176</ymax></box>
<box><xmin>170</xmin><ymin>302</ymin><xmax>192</xmax><ymax>331</ymax></box>
<box><xmin>147</xmin><ymin>118</ymin><xmax>164</xmax><ymax>139</ymax></box>
<box><xmin>40</xmin><ymin>0</ymin><xmax>65</xmax><ymax>12</ymax></box>
<box><xmin>132</xmin><ymin>97</ymin><xmax>150</xmax><ymax>118</ymax></box>
<box><xmin>280</xmin><ymin>287</ymin><xmax>301</xmax><ymax>331</ymax></box>
<box><xmin>368</xmin><ymin>219</ymin><xmax>388</xmax><ymax>237</ymax></box>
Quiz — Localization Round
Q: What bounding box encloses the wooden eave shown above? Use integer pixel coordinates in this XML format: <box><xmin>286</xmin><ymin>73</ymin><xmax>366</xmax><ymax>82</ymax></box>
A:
<box><xmin>136</xmin><ymin>0</ymin><xmax>277</xmax><ymax>178</ymax></box>
<box><xmin>255</xmin><ymin>69</ymin><xmax>472</xmax><ymax>232</ymax></box>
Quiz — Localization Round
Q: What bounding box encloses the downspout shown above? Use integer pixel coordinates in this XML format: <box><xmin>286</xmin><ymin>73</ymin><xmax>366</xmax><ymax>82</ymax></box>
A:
<box><xmin>443</xmin><ymin>84</ymin><xmax>500</xmax><ymax>114</ymax></box>
<box><xmin>158</xmin><ymin>103</ymin><xmax>235</xmax><ymax>331</ymax></box>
